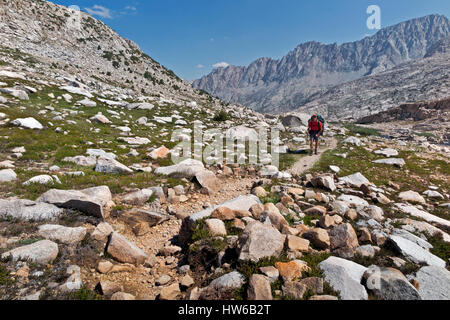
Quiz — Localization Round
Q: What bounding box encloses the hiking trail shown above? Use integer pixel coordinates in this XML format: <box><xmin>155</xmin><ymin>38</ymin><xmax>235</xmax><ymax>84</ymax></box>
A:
<box><xmin>288</xmin><ymin>138</ymin><xmax>338</xmax><ymax>176</ymax></box>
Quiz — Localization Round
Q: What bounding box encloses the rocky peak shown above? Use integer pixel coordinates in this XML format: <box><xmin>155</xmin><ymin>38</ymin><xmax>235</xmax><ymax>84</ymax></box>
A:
<box><xmin>193</xmin><ymin>14</ymin><xmax>450</xmax><ymax>113</ymax></box>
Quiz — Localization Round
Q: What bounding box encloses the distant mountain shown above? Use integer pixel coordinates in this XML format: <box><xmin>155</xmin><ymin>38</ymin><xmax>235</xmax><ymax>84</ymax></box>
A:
<box><xmin>193</xmin><ymin>14</ymin><xmax>450</xmax><ymax>114</ymax></box>
<box><xmin>293</xmin><ymin>41</ymin><xmax>450</xmax><ymax>120</ymax></box>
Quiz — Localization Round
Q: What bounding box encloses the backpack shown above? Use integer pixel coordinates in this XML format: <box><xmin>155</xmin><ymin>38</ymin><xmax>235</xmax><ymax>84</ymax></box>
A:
<box><xmin>317</xmin><ymin>115</ymin><xmax>325</xmax><ymax>131</ymax></box>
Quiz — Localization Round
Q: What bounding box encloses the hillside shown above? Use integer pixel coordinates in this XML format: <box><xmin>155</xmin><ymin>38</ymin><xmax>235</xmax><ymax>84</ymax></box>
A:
<box><xmin>0</xmin><ymin>0</ymin><xmax>225</xmax><ymax>106</ymax></box>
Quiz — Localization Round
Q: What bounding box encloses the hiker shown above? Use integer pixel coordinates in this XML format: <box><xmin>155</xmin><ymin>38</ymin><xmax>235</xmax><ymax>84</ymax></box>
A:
<box><xmin>308</xmin><ymin>114</ymin><xmax>324</xmax><ymax>155</ymax></box>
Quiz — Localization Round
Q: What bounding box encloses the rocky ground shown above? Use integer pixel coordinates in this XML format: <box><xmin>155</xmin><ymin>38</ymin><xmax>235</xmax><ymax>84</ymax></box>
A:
<box><xmin>1</xmin><ymin>61</ymin><xmax>449</xmax><ymax>300</ymax></box>
<box><xmin>0</xmin><ymin>2</ymin><xmax>449</xmax><ymax>300</ymax></box>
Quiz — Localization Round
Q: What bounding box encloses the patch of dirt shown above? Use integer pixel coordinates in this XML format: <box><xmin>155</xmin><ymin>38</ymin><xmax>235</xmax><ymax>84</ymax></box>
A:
<box><xmin>288</xmin><ymin>138</ymin><xmax>338</xmax><ymax>176</ymax></box>
<box><xmin>80</xmin><ymin>175</ymin><xmax>255</xmax><ymax>300</ymax></box>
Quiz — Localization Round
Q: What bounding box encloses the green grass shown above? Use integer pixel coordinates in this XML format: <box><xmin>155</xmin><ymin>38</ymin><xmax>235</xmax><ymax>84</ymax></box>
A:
<box><xmin>427</xmin><ymin>233</ymin><xmax>450</xmax><ymax>266</ymax></box>
<box><xmin>224</xmin><ymin>220</ymin><xmax>244</xmax><ymax>236</ymax></box>
<box><xmin>309</xmin><ymin>143</ymin><xmax>449</xmax><ymax>193</ymax></box>
<box><xmin>302</xmin><ymin>214</ymin><xmax>321</xmax><ymax>227</ymax></box>
<box><xmin>260</xmin><ymin>193</ymin><xmax>282</xmax><ymax>205</ymax></box>
<box><xmin>190</xmin><ymin>219</ymin><xmax>212</xmax><ymax>243</ymax></box>
<box><xmin>0</xmin><ymin>74</ymin><xmax>255</xmax><ymax>201</ymax></box>
<box><xmin>344</xmin><ymin>123</ymin><xmax>381</xmax><ymax>136</ymax></box>
<box><xmin>0</xmin><ymin>263</ymin><xmax>14</xmax><ymax>286</ymax></box>
<box><xmin>237</xmin><ymin>254</ymin><xmax>290</xmax><ymax>280</ymax></box>
<box><xmin>300</xmin><ymin>252</ymin><xmax>331</xmax><ymax>278</ymax></box>
<box><xmin>213</xmin><ymin>110</ymin><xmax>232</xmax><ymax>122</ymax></box>
<box><xmin>16</xmin><ymin>237</ymin><xmax>45</xmax><ymax>246</ymax></box>
<box><xmin>69</xmin><ymin>286</ymin><xmax>103</xmax><ymax>300</ymax></box>
<box><xmin>279</xmin><ymin>153</ymin><xmax>299</xmax><ymax>171</ymax></box>
<box><xmin>415</xmin><ymin>132</ymin><xmax>437</xmax><ymax>138</ymax></box>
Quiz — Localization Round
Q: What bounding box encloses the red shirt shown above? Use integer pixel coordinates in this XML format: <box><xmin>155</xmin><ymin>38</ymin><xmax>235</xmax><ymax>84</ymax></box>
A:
<box><xmin>309</xmin><ymin>120</ymin><xmax>322</xmax><ymax>132</ymax></box>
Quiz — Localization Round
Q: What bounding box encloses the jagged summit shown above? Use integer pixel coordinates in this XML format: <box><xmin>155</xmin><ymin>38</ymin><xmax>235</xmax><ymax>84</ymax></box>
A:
<box><xmin>193</xmin><ymin>14</ymin><xmax>450</xmax><ymax>114</ymax></box>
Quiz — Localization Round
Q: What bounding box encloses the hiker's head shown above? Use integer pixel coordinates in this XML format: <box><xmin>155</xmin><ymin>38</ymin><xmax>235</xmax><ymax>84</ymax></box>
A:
<box><xmin>312</xmin><ymin>114</ymin><xmax>318</xmax><ymax>121</ymax></box>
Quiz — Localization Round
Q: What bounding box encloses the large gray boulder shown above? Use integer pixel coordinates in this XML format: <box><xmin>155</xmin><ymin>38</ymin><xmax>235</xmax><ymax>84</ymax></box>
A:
<box><xmin>123</xmin><ymin>209</ymin><xmax>170</xmax><ymax>227</ymax></box>
<box><xmin>398</xmin><ymin>218</ymin><xmax>450</xmax><ymax>243</ymax></box>
<box><xmin>106</xmin><ymin>232</ymin><xmax>147</xmax><ymax>265</ymax></box>
<box><xmin>121</xmin><ymin>189</ymin><xmax>154</xmax><ymax>205</ymax></box>
<box><xmin>423</xmin><ymin>190</ymin><xmax>444</xmax><ymax>200</ymax></box>
<box><xmin>194</xmin><ymin>169</ymin><xmax>222</xmax><ymax>194</ymax></box>
<box><xmin>0</xmin><ymin>169</ymin><xmax>17</xmax><ymax>182</ymax></box>
<box><xmin>311</xmin><ymin>175</ymin><xmax>336</xmax><ymax>192</ymax></box>
<box><xmin>394</xmin><ymin>204</ymin><xmax>450</xmax><ymax>231</ymax></box>
<box><xmin>319</xmin><ymin>256</ymin><xmax>368</xmax><ymax>300</ymax></box>
<box><xmin>281</xmin><ymin>113</ymin><xmax>310</xmax><ymax>128</ymax></box>
<box><xmin>389</xmin><ymin>235</ymin><xmax>446</xmax><ymax>268</ymax></box>
<box><xmin>11</xmin><ymin>117</ymin><xmax>42</xmax><ymax>129</ymax></box>
<box><xmin>247</xmin><ymin>274</ymin><xmax>273</xmax><ymax>300</ymax></box>
<box><xmin>329</xmin><ymin>200</ymin><xmax>350</xmax><ymax>216</ymax></box>
<box><xmin>338</xmin><ymin>172</ymin><xmax>370</xmax><ymax>188</ymax></box>
<box><xmin>329</xmin><ymin>223</ymin><xmax>359</xmax><ymax>252</ymax></box>
<box><xmin>37</xmin><ymin>186</ymin><xmax>112</xmax><ymax>218</ymax></box>
<box><xmin>238</xmin><ymin>221</ymin><xmax>285</xmax><ymax>262</ymax></box>
<box><xmin>337</xmin><ymin>195</ymin><xmax>369</xmax><ymax>207</ymax></box>
<box><xmin>0</xmin><ymin>88</ymin><xmax>29</xmax><ymax>100</ymax></box>
<box><xmin>372</xmin><ymin>158</ymin><xmax>406</xmax><ymax>167</ymax></box>
<box><xmin>200</xmin><ymin>271</ymin><xmax>246</xmax><ymax>300</ymax></box>
<box><xmin>63</xmin><ymin>155</ymin><xmax>97</xmax><ymax>167</ymax></box>
<box><xmin>190</xmin><ymin>195</ymin><xmax>261</xmax><ymax>222</ymax></box>
<box><xmin>0</xmin><ymin>199</ymin><xmax>63</xmax><ymax>221</ymax></box>
<box><xmin>413</xmin><ymin>266</ymin><xmax>450</xmax><ymax>300</ymax></box>
<box><xmin>155</xmin><ymin>159</ymin><xmax>205</xmax><ymax>179</ymax></box>
<box><xmin>374</xmin><ymin>148</ymin><xmax>399</xmax><ymax>157</ymax></box>
<box><xmin>343</xmin><ymin>137</ymin><xmax>362</xmax><ymax>146</ymax></box>
<box><xmin>391</xmin><ymin>229</ymin><xmax>433</xmax><ymax>250</ymax></box>
<box><xmin>86</xmin><ymin>149</ymin><xmax>117</xmax><ymax>160</ymax></box>
<box><xmin>363</xmin><ymin>266</ymin><xmax>421</xmax><ymax>300</ymax></box>
<box><xmin>356</xmin><ymin>205</ymin><xmax>384</xmax><ymax>222</ymax></box>
<box><xmin>1</xmin><ymin>240</ymin><xmax>58</xmax><ymax>264</ymax></box>
<box><xmin>38</xmin><ymin>224</ymin><xmax>87</xmax><ymax>245</ymax></box>
<box><xmin>398</xmin><ymin>191</ymin><xmax>426</xmax><ymax>204</ymax></box>
<box><xmin>226</xmin><ymin>126</ymin><xmax>258</xmax><ymax>142</ymax></box>
<box><xmin>23</xmin><ymin>175</ymin><xmax>57</xmax><ymax>186</ymax></box>
<box><xmin>95</xmin><ymin>157</ymin><xmax>133</xmax><ymax>174</ymax></box>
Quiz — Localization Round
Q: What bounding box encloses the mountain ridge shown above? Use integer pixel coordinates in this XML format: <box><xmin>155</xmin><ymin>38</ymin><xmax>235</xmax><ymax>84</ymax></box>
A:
<box><xmin>193</xmin><ymin>14</ymin><xmax>450</xmax><ymax>114</ymax></box>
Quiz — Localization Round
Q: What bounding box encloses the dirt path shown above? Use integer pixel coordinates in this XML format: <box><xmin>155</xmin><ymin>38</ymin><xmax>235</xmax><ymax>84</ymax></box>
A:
<box><xmin>288</xmin><ymin>138</ymin><xmax>338</xmax><ymax>176</ymax></box>
<box><xmin>81</xmin><ymin>176</ymin><xmax>255</xmax><ymax>300</ymax></box>
<box><xmin>80</xmin><ymin>139</ymin><xmax>340</xmax><ymax>299</ymax></box>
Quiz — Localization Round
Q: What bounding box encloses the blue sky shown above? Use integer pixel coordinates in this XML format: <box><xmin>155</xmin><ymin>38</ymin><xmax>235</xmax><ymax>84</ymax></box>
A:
<box><xmin>49</xmin><ymin>0</ymin><xmax>450</xmax><ymax>80</ymax></box>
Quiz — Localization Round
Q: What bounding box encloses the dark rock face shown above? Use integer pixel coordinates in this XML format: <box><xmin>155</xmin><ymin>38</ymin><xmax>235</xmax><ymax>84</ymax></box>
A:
<box><xmin>193</xmin><ymin>15</ymin><xmax>450</xmax><ymax>115</ymax></box>
<box><xmin>357</xmin><ymin>97</ymin><xmax>450</xmax><ymax>124</ymax></box>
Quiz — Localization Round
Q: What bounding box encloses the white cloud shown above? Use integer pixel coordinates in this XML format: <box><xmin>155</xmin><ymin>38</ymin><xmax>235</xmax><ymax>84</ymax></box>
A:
<box><xmin>213</xmin><ymin>62</ymin><xmax>229</xmax><ymax>68</ymax></box>
<box><xmin>125</xmin><ymin>6</ymin><xmax>137</xmax><ymax>11</ymax></box>
<box><xmin>84</xmin><ymin>5</ymin><xmax>113</xmax><ymax>19</ymax></box>
<box><xmin>196</xmin><ymin>64</ymin><xmax>204</xmax><ymax>69</ymax></box>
